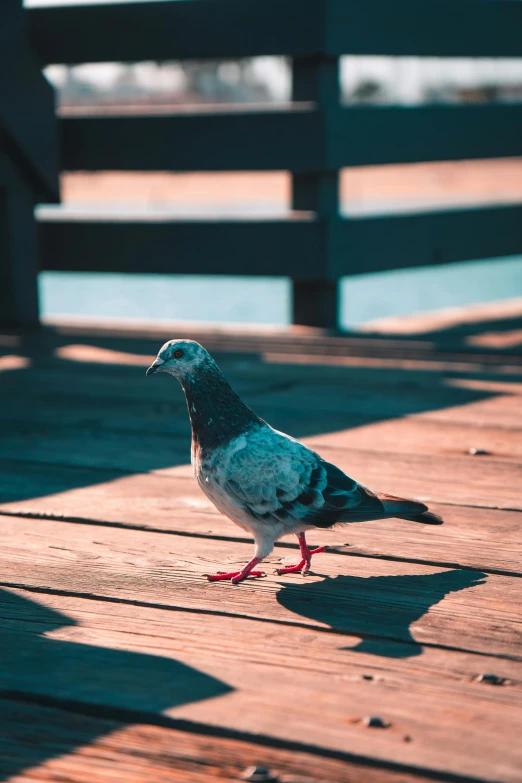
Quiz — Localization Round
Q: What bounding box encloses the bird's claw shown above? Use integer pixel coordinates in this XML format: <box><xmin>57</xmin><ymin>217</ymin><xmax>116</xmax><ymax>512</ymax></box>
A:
<box><xmin>231</xmin><ymin>571</ymin><xmax>266</xmax><ymax>584</ymax></box>
<box><xmin>275</xmin><ymin>560</ymin><xmax>310</xmax><ymax>576</ymax></box>
<box><xmin>275</xmin><ymin>544</ymin><xmax>326</xmax><ymax>576</ymax></box>
<box><xmin>205</xmin><ymin>570</ymin><xmax>266</xmax><ymax>583</ymax></box>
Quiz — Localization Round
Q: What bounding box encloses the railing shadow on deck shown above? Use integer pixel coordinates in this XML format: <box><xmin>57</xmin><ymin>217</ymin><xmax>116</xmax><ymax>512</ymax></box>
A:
<box><xmin>0</xmin><ymin>587</ymin><xmax>232</xmax><ymax>782</ymax></box>
<box><xmin>0</xmin><ymin>322</ymin><xmax>510</xmax><ymax>776</ymax></box>
<box><xmin>0</xmin><ymin>324</ymin><xmax>520</xmax><ymax>503</ymax></box>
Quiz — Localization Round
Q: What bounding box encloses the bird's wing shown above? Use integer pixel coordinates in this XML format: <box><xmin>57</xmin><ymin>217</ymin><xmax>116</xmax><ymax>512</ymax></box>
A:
<box><xmin>219</xmin><ymin>425</ymin><xmax>383</xmax><ymax>528</ymax></box>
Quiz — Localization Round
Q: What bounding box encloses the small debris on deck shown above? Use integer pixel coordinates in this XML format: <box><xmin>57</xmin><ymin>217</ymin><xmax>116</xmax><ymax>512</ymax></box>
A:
<box><xmin>475</xmin><ymin>673</ymin><xmax>506</xmax><ymax>685</ymax></box>
<box><xmin>241</xmin><ymin>765</ymin><xmax>279</xmax><ymax>782</ymax></box>
<box><xmin>362</xmin><ymin>716</ymin><xmax>391</xmax><ymax>729</ymax></box>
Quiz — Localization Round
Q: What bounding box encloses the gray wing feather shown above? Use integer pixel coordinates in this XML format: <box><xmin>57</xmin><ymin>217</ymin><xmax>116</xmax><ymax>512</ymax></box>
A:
<box><xmin>220</xmin><ymin>426</ymin><xmax>382</xmax><ymax>529</ymax></box>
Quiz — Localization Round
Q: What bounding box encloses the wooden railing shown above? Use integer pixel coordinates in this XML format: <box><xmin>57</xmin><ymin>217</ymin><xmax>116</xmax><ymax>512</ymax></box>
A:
<box><xmin>3</xmin><ymin>0</ymin><xmax>522</xmax><ymax>328</ymax></box>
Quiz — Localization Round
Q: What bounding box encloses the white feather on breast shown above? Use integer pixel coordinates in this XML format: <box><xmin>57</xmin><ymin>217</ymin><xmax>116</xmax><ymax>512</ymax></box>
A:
<box><xmin>194</xmin><ymin>423</ymin><xmax>317</xmax><ymax>536</ymax></box>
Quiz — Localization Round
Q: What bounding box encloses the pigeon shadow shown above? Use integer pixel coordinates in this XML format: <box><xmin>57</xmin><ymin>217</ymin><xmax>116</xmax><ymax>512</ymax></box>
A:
<box><xmin>276</xmin><ymin>569</ymin><xmax>487</xmax><ymax>658</ymax></box>
<box><xmin>0</xmin><ymin>587</ymin><xmax>232</xmax><ymax>780</ymax></box>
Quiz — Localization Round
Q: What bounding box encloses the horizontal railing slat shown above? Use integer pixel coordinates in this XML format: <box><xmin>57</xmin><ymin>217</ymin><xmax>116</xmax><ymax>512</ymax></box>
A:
<box><xmin>29</xmin><ymin>0</ymin><xmax>522</xmax><ymax>65</ymax></box>
<box><xmin>59</xmin><ymin>104</ymin><xmax>522</xmax><ymax>172</ymax></box>
<box><xmin>38</xmin><ymin>205</ymin><xmax>522</xmax><ymax>279</ymax></box>
<box><xmin>329</xmin><ymin>105</ymin><xmax>522</xmax><ymax>167</ymax></box>
<box><xmin>37</xmin><ymin>217</ymin><xmax>326</xmax><ymax>278</ymax></box>
<box><xmin>327</xmin><ymin>0</ymin><xmax>522</xmax><ymax>57</ymax></box>
<box><xmin>28</xmin><ymin>0</ymin><xmax>323</xmax><ymax>66</ymax></box>
<box><xmin>331</xmin><ymin>204</ymin><xmax>522</xmax><ymax>277</ymax></box>
<box><xmin>59</xmin><ymin>109</ymin><xmax>322</xmax><ymax>172</ymax></box>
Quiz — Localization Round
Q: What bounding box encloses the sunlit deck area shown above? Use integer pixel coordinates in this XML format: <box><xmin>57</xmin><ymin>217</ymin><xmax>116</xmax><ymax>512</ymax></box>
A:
<box><xmin>1</xmin><ymin>303</ymin><xmax>521</xmax><ymax>782</ymax></box>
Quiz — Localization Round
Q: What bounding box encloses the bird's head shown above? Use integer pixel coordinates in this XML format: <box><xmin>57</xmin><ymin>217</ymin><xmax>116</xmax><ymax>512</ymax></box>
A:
<box><xmin>146</xmin><ymin>339</ymin><xmax>211</xmax><ymax>380</ymax></box>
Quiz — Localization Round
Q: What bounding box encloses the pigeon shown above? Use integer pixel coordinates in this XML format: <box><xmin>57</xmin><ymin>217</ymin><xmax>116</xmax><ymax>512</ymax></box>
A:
<box><xmin>147</xmin><ymin>340</ymin><xmax>443</xmax><ymax>584</ymax></box>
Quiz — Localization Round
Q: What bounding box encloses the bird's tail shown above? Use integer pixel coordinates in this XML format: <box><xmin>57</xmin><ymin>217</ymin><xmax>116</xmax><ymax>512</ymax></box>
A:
<box><xmin>377</xmin><ymin>492</ymin><xmax>444</xmax><ymax>525</ymax></box>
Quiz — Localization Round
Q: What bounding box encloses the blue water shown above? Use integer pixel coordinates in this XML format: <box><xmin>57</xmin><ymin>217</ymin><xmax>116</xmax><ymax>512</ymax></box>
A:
<box><xmin>39</xmin><ymin>255</ymin><xmax>522</xmax><ymax>329</ymax></box>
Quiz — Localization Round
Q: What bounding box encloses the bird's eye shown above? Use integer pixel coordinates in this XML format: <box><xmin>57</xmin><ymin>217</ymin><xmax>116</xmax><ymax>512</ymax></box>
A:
<box><xmin>174</xmin><ymin>349</ymin><xmax>183</xmax><ymax>359</ymax></box>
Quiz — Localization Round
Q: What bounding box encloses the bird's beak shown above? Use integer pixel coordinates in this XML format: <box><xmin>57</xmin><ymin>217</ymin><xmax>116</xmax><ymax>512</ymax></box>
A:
<box><xmin>146</xmin><ymin>357</ymin><xmax>164</xmax><ymax>376</ymax></box>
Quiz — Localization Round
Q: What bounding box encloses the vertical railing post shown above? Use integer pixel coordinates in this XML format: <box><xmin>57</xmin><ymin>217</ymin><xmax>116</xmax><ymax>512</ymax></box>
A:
<box><xmin>0</xmin><ymin>0</ymin><xmax>58</xmax><ymax>328</ymax></box>
<box><xmin>0</xmin><ymin>175</ymin><xmax>40</xmax><ymax>327</ymax></box>
<box><xmin>291</xmin><ymin>55</ymin><xmax>340</xmax><ymax>330</ymax></box>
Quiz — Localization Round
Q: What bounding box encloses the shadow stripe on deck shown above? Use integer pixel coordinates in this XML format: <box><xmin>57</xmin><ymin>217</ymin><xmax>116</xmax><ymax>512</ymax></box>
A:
<box><xmin>2</xmin><ymin>581</ymin><xmax>520</xmax><ymax>664</ymax></box>
<box><xmin>0</xmin><ymin>690</ymin><xmax>496</xmax><ymax>783</ymax></box>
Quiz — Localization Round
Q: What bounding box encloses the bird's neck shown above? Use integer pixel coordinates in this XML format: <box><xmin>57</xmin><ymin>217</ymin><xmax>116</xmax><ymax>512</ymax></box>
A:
<box><xmin>180</xmin><ymin>361</ymin><xmax>260</xmax><ymax>452</ymax></box>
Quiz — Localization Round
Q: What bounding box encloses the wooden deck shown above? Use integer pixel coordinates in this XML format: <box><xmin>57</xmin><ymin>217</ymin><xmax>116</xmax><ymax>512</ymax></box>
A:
<box><xmin>1</xmin><ymin>306</ymin><xmax>522</xmax><ymax>783</ymax></box>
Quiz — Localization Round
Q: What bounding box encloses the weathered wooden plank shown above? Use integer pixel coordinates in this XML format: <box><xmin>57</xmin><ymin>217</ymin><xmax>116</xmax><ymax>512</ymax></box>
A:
<box><xmin>248</xmin><ymin>378</ymin><xmax>522</xmax><ymax>433</ymax></box>
<box><xmin>27</xmin><ymin>0</ymin><xmax>522</xmax><ymax>65</ymax></box>
<box><xmin>4</xmin><ymin>342</ymin><xmax>521</xmax><ymax>459</ymax></box>
<box><xmin>0</xmin><ymin>700</ymin><xmax>418</xmax><ymax>783</ymax></box>
<box><xmin>1</xmin><ymin>587</ymin><xmax>522</xmax><ymax>782</ymax></box>
<box><xmin>4</xmin><ymin>586</ymin><xmax>521</xmax><ymax>700</ymax></box>
<box><xmin>0</xmin><ymin>352</ymin><xmax>281</xmax><ymax>404</ymax></box>
<box><xmin>0</xmin><ymin>424</ymin><xmax>188</xmax><ymax>473</ymax></box>
<box><xmin>414</xmin><ymin>395</ymin><xmax>522</xmax><ymax>431</ymax></box>
<box><xmin>1</xmin><ymin>460</ymin><xmax>520</xmax><ymax>576</ymax></box>
<box><xmin>0</xmin><ymin>516</ymin><xmax>519</xmax><ymax>659</ymax></box>
<box><xmin>2</xmin><ymin>332</ymin><xmax>522</xmax><ymax>436</ymax></box>
<box><xmin>37</xmin><ymin>217</ymin><xmax>324</xmax><ymax>278</ymax></box>
<box><xmin>4</xmin><ymin>355</ymin><xmax>522</xmax><ymax>413</ymax></box>
<box><xmin>307</xmin><ymin>416</ymin><xmax>522</xmax><ymax>462</ymax></box>
<box><xmin>4</xmin><ymin>393</ymin><xmax>522</xmax><ymax>460</ymax></box>
<box><xmin>5</xmin><ymin>349</ymin><xmax>522</xmax><ymax>403</ymax></box>
<box><xmin>4</xmin><ymin>362</ymin><xmax>522</xmax><ymax>448</ymax></box>
<box><xmin>0</xmin><ymin>413</ymin><xmax>519</xmax><ymax>508</ymax></box>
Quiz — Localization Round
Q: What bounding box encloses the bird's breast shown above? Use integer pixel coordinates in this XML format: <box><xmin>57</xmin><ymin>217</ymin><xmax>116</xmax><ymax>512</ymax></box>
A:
<box><xmin>192</xmin><ymin>449</ymin><xmax>254</xmax><ymax>533</ymax></box>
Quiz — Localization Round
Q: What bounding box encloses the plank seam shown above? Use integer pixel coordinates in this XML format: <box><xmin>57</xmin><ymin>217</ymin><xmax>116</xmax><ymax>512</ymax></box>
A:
<box><xmin>1</xmin><ymin>509</ymin><xmax>520</xmax><ymax>578</ymax></box>
<box><xmin>2</xmin><ymin>581</ymin><xmax>520</xmax><ymax>663</ymax></box>
<box><xmin>0</xmin><ymin>690</ymin><xmax>503</xmax><ymax>783</ymax></box>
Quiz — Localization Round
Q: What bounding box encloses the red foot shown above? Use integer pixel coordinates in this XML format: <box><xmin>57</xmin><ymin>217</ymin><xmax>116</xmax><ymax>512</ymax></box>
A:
<box><xmin>205</xmin><ymin>556</ymin><xmax>265</xmax><ymax>584</ymax></box>
<box><xmin>276</xmin><ymin>539</ymin><xmax>326</xmax><ymax>576</ymax></box>
<box><xmin>206</xmin><ymin>570</ymin><xmax>265</xmax><ymax>583</ymax></box>
<box><xmin>276</xmin><ymin>558</ymin><xmax>309</xmax><ymax>575</ymax></box>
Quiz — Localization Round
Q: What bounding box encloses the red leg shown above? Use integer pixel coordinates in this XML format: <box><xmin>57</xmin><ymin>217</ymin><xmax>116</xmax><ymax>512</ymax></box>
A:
<box><xmin>276</xmin><ymin>533</ymin><xmax>326</xmax><ymax>575</ymax></box>
<box><xmin>205</xmin><ymin>556</ymin><xmax>266</xmax><ymax>584</ymax></box>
